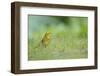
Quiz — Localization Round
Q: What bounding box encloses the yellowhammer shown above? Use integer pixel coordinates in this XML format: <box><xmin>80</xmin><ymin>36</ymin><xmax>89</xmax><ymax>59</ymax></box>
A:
<box><xmin>34</xmin><ymin>32</ymin><xmax>51</xmax><ymax>48</ymax></box>
<box><xmin>41</xmin><ymin>32</ymin><xmax>51</xmax><ymax>47</ymax></box>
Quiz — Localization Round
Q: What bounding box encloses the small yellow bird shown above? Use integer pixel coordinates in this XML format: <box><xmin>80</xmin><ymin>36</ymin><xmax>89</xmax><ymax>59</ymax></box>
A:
<box><xmin>34</xmin><ymin>32</ymin><xmax>51</xmax><ymax>49</ymax></box>
<box><xmin>41</xmin><ymin>32</ymin><xmax>51</xmax><ymax>47</ymax></box>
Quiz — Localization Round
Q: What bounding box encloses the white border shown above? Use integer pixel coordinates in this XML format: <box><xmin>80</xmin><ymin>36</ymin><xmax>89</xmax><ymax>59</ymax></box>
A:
<box><xmin>20</xmin><ymin>7</ymin><xmax>95</xmax><ymax>70</ymax></box>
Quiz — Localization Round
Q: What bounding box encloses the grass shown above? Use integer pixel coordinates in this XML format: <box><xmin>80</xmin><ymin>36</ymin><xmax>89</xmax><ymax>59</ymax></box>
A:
<box><xmin>28</xmin><ymin>31</ymin><xmax>88</xmax><ymax>60</ymax></box>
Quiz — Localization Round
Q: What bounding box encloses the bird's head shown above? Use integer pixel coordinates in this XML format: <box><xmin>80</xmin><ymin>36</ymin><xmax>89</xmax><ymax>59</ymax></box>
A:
<box><xmin>45</xmin><ymin>32</ymin><xmax>51</xmax><ymax>38</ymax></box>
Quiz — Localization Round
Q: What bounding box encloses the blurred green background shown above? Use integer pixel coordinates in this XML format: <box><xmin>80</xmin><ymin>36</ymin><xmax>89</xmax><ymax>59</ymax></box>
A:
<box><xmin>28</xmin><ymin>15</ymin><xmax>88</xmax><ymax>60</ymax></box>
